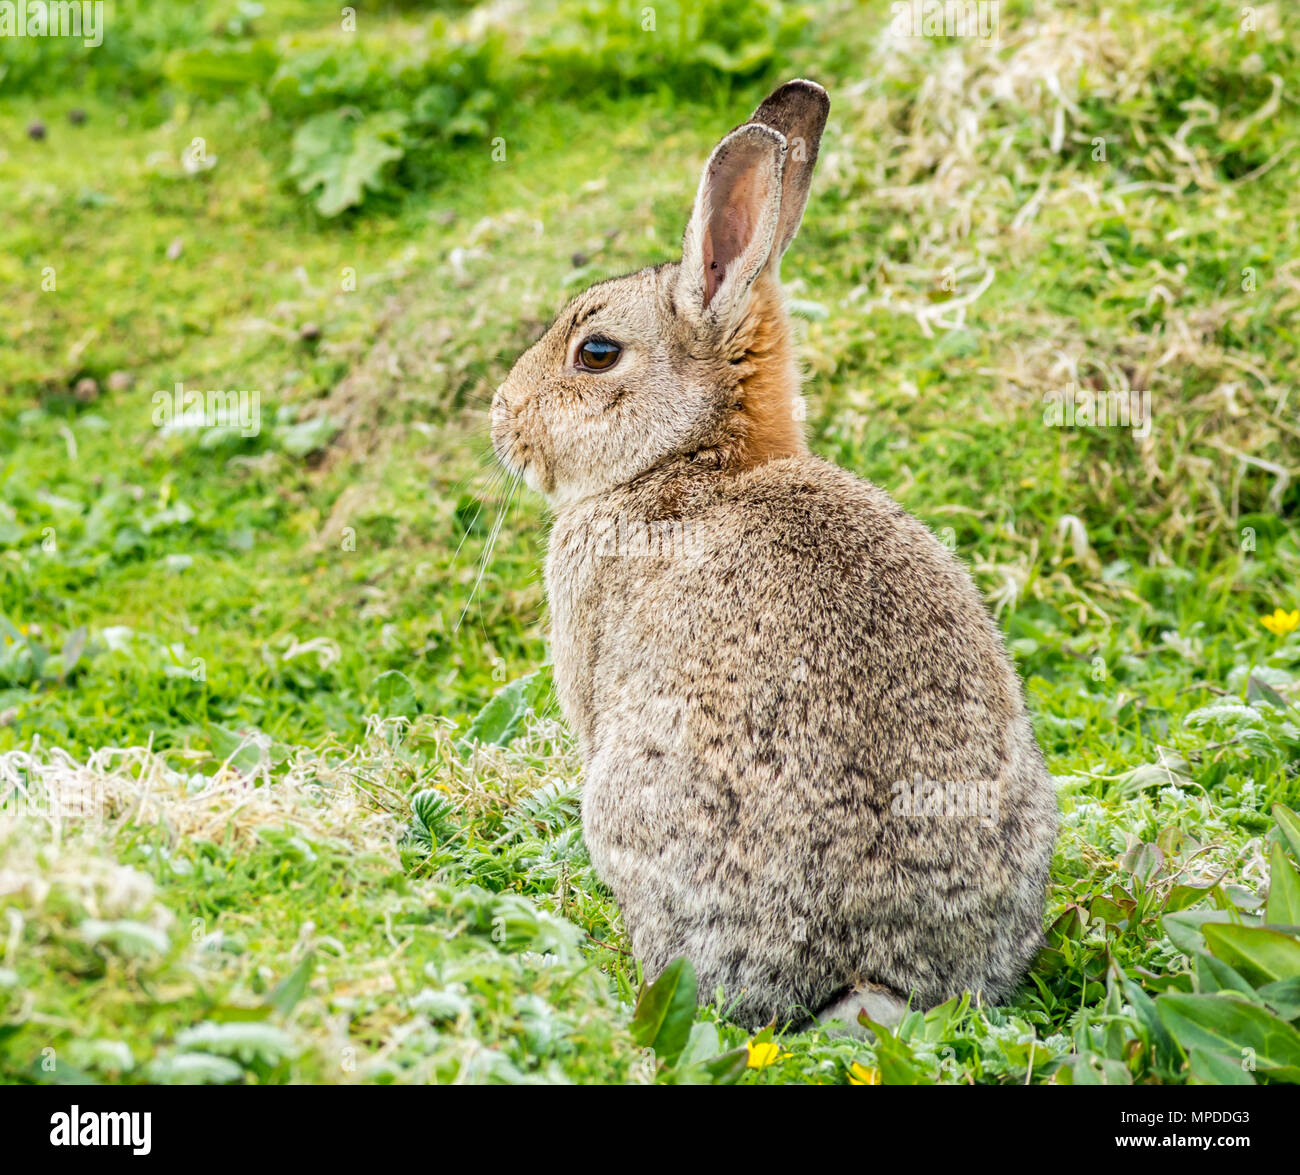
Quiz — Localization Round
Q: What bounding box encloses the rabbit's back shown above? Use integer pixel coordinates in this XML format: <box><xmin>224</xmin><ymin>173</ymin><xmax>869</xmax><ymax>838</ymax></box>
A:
<box><xmin>546</xmin><ymin>455</ymin><xmax>1056</xmax><ymax>1026</ymax></box>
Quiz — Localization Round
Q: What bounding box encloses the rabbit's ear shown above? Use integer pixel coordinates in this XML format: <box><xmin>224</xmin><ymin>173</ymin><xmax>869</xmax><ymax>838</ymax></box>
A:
<box><xmin>678</xmin><ymin>122</ymin><xmax>786</xmax><ymax>329</ymax></box>
<box><xmin>747</xmin><ymin>79</ymin><xmax>829</xmax><ymax>262</ymax></box>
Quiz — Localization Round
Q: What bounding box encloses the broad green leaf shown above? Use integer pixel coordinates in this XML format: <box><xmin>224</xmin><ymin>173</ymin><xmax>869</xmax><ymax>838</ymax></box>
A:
<box><xmin>630</xmin><ymin>956</ymin><xmax>698</xmax><ymax>1067</ymax></box>
<box><xmin>1204</xmin><ymin>922</ymin><xmax>1300</xmax><ymax>987</ymax></box>
<box><xmin>677</xmin><ymin>1021</ymin><xmax>721</xmax><ymax>1067</ymax></box>
<box><xmin>267</xmin><ymin>952</ymin><xmax>315</xmax><ymax>1017</ymax></box>
<box><xmin>1123</xmin><ymin>975</ymin><xmax>1177</xmax><ymax>1068</ymax></box>
<box><xmin>164</xmin><ymin>42</ymin><xmax>278</xmax><ymax>99</ymax></box>
<box><xmin>207</xmin><ymin>724</ymin><xmax>287</xmax><ymax>774</ymax></box>
<box><xmin>1164</xmin><ymin>909</ymin><xmax>1237</xmax><ymax>955</ymax></box>
<box><xmin>1103</xmin><ymin>966</ymin><xmax>1128</xmax><ymax>1058</ymax></box>
<box><xmin>1166</xmin><ymin>883</ymin><xmax>1215</xmax><ymax>912</ymax></box>
<box><xmin>1247</xmin><ymin>673</ymin><xmax>1290</xmax><ymax>711</ymax></box>
<box><xmin>861</xmin><ymin>1018</ymin><xmax>927</xmax><ymax>1085</ymax></box>
<box><xmin>1258</xmin><ymin>978</ymin><xmax>1300</xmax><ymax>1021</ymax></box>
<box><xmin>1267</xmin><ymin>842</ymin><xmax>1300</xmax><ymax>926</ymax></box>
<box><xmin>919</xmin><ymin>993</ymin><xmax>968</xmax><ymax>1040</ymax></box>
<box><xmin>1274</xmin><ymin>804</ymin><xmax>1300</xmax><ymax>864</ymax></box>
<box><xmin>459</xmin><ymin>669</ymin><xmax>549</xmax><ymax>752</ymax></box>
<box><xmin>1046</xmin><ymin>904</ymin><xmax>1086</xmax><ymax>948</ymax></box>
<box><xmin>1194</xmin><ymin>950</ymin><xmax>1258</xmax><ymax>1000</ymax></box>
<box><xmin>698</xmin><ymin>1047</ymin><xmax>749</xmax><ymax>1085</ymax></box>
<box><xmin>1091</xmin><ymin>892</ymin><xmax>1136</xmax><ymax>928</ymax></box>
<box><xmin>1157</xmin><ymin>994</ymin><xmax>1300</xmax><ymax>1081</ymax></box>
<box><xmin>288</xmin><ymin>109</ymin><xmax>407</xmax><ymax>217</ymax></box>
<box><xmin>1123</xmin><ymin>841</ymin><xmax>1164</xmax><ymax>884</ymax></box>
<box><xmin>674</xmin><ymin>1022</ymin><xmax>748</xmax><ymax>1084</ymax></box>
<box><xmin>374</xmin><ymin>669</ymin><xmax>419</xmax><ymax>719</ymax></box>
<box><xmin>1062</xmin><ymin>1051</ymin><xmax>1131</xmax><ymax>1085</ymax></box>
<box><xmin>59</xmin><ymin>625</ymin><xmax>87</xmax><ymax>678</ymax></box>
<box><xmin>1187</xmin><ymin>1048</ymin><xmax>1255</xmax><ymax>1085</ymax></box>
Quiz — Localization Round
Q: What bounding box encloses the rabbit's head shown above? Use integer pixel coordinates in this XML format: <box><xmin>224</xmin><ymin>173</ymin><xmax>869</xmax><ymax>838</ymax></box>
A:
<box><xmin>492</xmin><ymin>80</ymin><xmax>829</xmax><ymax>504</ymax></box>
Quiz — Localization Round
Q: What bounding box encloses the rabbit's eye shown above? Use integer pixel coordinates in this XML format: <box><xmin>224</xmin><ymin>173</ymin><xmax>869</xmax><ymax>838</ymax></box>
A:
<box><xmin>576</xmin><ymin>339</ymin><xmax>621</xmax><ymax>372</ymax></box>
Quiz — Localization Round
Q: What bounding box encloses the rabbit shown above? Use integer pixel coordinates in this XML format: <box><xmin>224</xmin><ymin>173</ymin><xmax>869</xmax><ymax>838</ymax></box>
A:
<box><xmin>490</xmin><ymin>79</ymin><xmax>1058</xmax><ymax>1032</ymax></box>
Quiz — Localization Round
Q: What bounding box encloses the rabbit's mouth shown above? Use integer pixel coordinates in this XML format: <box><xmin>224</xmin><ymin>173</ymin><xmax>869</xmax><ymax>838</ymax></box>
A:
<box><xmin>490</xmin><ymin>395</ymin><xmax>554</xmax><ymax>494</ymax></box>
<box><xmin>489</xmin><ymin>390</ymin><xmax>523</xmax><ymax>469</ymax></box>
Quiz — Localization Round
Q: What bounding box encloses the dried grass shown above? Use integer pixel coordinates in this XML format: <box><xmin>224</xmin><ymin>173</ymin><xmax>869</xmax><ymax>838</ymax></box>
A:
<box><xmin>817</xmin><ymin>1</ymin><xmax>1298</xmax><ymax>582</ymax></box>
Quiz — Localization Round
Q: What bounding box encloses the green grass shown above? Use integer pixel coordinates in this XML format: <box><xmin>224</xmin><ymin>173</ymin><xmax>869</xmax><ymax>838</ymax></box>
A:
<box><xmin>1</xmin><ymin>0</ymin><xmax>1299</xmax><ymax>1085</ymax></box>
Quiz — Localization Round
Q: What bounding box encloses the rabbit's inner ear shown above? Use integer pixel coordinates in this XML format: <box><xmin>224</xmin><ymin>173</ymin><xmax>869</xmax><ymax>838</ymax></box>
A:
<box><xmin>704</xmin><ymin>166</ymin><xmax>765</xmax><ymax>305</ymax></box>
<box><xmin>680</xmin><ymin>124</ymin><xmax>785</xmax><ymax>329</ymax></box>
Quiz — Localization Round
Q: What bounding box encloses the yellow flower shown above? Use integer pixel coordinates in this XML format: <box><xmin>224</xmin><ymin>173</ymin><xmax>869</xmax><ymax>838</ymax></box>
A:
<box><xmin>745</xmin><ymin>1040</ymin><xmax>787</xmax><ymax>1069</ymax></box>
<box><xmin>848</xmin><ymin>1062</ymin><xmax>880</xmax><ymax>1085</ymax></box>
<box><xmin>1261</xmin><ymin>608</ymin><xmax>1300</xmax><ymax>636</ymax></box>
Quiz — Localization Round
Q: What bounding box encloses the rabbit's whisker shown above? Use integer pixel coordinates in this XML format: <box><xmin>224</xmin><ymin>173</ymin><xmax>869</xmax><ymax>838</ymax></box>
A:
<box><xmin>454</xmin><ymin>471</ymin><xmax>519</xmax><ymax>635</ymax></box>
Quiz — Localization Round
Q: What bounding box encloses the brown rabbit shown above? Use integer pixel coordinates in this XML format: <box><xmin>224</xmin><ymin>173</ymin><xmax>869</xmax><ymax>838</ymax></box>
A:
<box><xmin>491</xmin><ymin>80</ymin><xmax>1057</xmax><ymax>1031</ymax></box>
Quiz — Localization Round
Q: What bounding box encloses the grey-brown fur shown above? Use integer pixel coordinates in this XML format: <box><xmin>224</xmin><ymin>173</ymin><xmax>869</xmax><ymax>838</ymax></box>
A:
<box><xmin>491</xmin><ymin>81</ymin><xmax>1058</xmax><ymax>1029</ymax></box>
